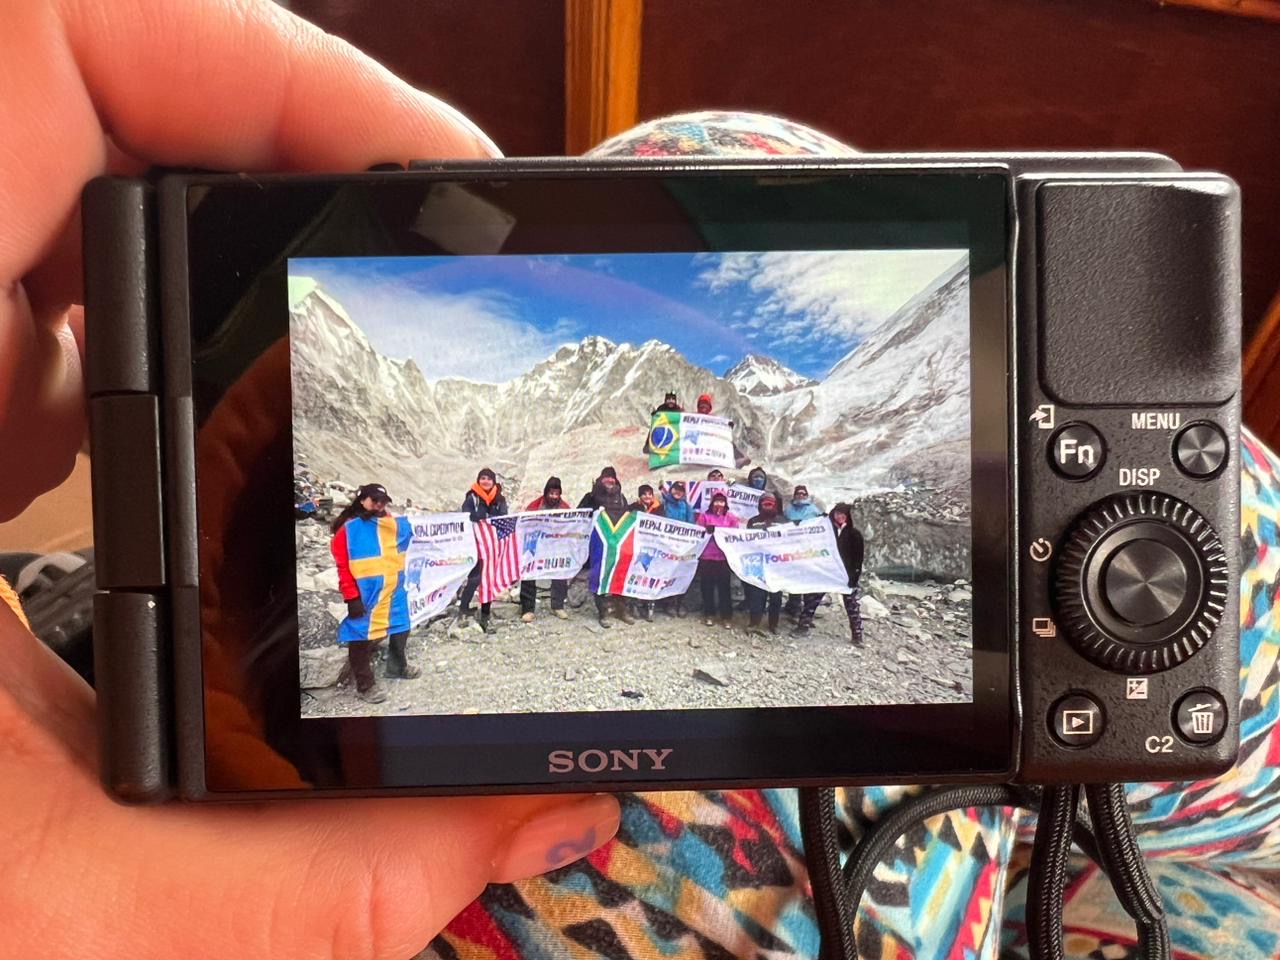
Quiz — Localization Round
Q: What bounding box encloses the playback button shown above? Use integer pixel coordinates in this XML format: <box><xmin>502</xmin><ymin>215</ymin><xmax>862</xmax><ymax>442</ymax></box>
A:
<box><xmin>1050</xmin><ymin>693</ymin><xmax>1105</xmax><ymax>747</ymax></box>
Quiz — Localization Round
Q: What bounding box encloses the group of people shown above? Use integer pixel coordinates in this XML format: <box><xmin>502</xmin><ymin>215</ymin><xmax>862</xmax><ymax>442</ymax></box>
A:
<box><xmin>325</xmin><ymin>460</ymin><xmax>866</xmax><ymax>703</ymax></box>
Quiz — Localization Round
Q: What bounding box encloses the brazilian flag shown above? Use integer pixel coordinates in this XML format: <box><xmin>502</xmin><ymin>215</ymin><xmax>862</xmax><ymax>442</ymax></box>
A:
<box><xmin>647</xmin><ymin>411</ymin><xmax>682</xmax><ymax>469</ymax></box>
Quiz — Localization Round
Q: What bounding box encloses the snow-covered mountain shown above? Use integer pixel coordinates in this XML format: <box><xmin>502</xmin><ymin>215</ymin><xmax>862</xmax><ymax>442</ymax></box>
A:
<box><xmin>724</xmin><ymin>354</ymin><xmax>816</xmax><ymax>397</ymax></box>
<box><xmin>288</xmin><ymin>257</ymin><xmax>971</xmax><ymax>510</ymax></box>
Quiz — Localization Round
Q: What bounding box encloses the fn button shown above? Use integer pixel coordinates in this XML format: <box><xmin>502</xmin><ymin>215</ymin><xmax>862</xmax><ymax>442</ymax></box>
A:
<box><xmin>1049</xmin><ymin>423</ymin><xmax>1105</xmax><ymax>480</ymax></box>
<box><xmin>1050</xmin><ymin>693</ymin><xmax>1105</xmax><ymax>747</ymax></box>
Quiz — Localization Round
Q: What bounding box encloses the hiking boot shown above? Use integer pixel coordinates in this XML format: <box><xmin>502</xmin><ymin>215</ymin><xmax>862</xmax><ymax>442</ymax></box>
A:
<box><xmin>747</xmin><ymin>614</ymin><xmax>766</xmax><ymax>637</ymax></box>
<box><xmin>643</xmin><ymin>604</ymin><xmax>654</xmax><ymax>622</ymax></box>
<box><xmin>598</xmin><ymin>611</ymin><xmax>613</xmax><ymax>629</ymax></box>
<box><xmin>395</xmin><ymin>664</ymin><xmax>422</xmax><ymax>679</ymax></box>
<box><xmin>356</xmin><ymin>684</ymin><xmax>388</xmax><ymax>704</ymax></box>
<box><xmin>790</xmin><ymin>624</ymin><xmax>812</xmax><ymax>638</ymax></box>
<box><xmin>674</xmin><ymin>601</ymin><xmax>687</xmax><ymax>618</ymax></box>
<box><xmin>721</xmin><ymin>616</ymin><xmax>734</xmax><ymax>630</ymax></box>
<box><xmin>521</xmin><ymin>611</ymin><xmax>535</xmax><ymax>623</ymax></box>
<box><xmin>616</xmin><ymin>604</ymin><xmax>637</xmax><ymax>626</ymax></box>
<box><xmin>553</xmin><ymin>608</ymin><xmax>569</xmax><ymax>620</ymax></box>
<box><xmin>849</xmin><ymin>614</ymin><xmax>864</xmax><ymax>646</ymax></box>
<box><xmin>703</xmin><ymin>617</ymin><xmax>716</xmax><ymax>627</ymax></box>
<box><xmin>479</xmin><ymin>615</ymin><xmax>495</xmax><ymax>634</ymax></box>
<box><xmin>768</xmin><ymin>611</ymin><xmax>781</xmax><ymax>635</ymax></box>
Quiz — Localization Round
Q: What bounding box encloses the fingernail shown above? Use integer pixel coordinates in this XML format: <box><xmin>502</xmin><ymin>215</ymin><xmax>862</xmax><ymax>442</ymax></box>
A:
<box><xmin>492</xmin><ymin>795</ymin><xmax>620</xmax><ymax>883</ymax></box>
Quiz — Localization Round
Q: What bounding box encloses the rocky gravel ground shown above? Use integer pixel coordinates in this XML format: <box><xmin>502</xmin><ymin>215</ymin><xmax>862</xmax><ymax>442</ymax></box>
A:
<box><xmin>296</xmin><ymin>522</ymin><xmax>973</xmax><ymax>719</ymax></box>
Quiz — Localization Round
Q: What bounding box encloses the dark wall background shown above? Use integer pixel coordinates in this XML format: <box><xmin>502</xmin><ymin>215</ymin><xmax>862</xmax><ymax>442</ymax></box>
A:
<box><xmin>290</xmin><ymin>0</ymin><xmax>1278</xmax><ymax>337</ymax></box>
<box><xmin>287</xmin><ymin>0</ymin><xmax>567</xmax><ymax>157</ymax></box>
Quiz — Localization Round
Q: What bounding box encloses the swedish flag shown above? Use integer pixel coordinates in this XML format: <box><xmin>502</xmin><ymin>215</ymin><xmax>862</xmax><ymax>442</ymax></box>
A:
<box><xmin>337</xmin><ymin>515</ymin><xmax>412</xmax><ymax>642</ymax></box>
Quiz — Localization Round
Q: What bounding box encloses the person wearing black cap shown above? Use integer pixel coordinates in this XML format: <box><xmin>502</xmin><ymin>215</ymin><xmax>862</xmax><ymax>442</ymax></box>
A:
<box><xmin>592</xmin><ymin>477</ymin><xmax>637</xmax><ymax>628</ymax></box>
<box><xmin>625</xmin><ymin>484</ymin><xmax>665</xmax><ymax>621</ymax></box>
<box><xmin>653</xmin><ymin>391</ymin><xmax>682</xmax><ymax>414</ymax></box>
<box><xmin>628</xmin><ymin>483</ymin><xmax>665</xmax><ymax>517</ymax></box>
<box><xmin>643</xmin><ymin>393</ymin><xmax>683</xmax><ymax>454</ymax></box>
<box><xmin>578</xmin><ymin>466</ymin><xmax>621</xmax><ymax>509</ymax></box>
<box><xmin>329</xmin><ymin>483</ymin><xmax>419</xmax><ymax>703</ymax></box>
<box><xmin>743</xmin><ymin>493</ymin><xmax>785</xmax><ymax>635</ymax></box>
<box><xmin>519</xmin><ymin>476</ymin><xmax>571</xmax><ymax>623</ymax></box>
<box><xmin>457</xmin><ymin>467</ymin><xmax>509</xmax><ymax>632</ymax></box>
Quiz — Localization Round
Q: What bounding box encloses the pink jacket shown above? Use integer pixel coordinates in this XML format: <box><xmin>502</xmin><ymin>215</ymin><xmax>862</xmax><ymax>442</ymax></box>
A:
<box><xmin>697</xmin><ymin>509</ymin><xmax>740</xmax><ymax>561</ymax></box>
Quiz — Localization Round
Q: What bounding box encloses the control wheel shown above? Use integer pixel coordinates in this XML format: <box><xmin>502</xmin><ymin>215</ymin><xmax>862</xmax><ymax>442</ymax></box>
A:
<box><xmin>1053</xmin><ymin>492</ymin><xmax>1229</xmax><ymax>674</ymax></box>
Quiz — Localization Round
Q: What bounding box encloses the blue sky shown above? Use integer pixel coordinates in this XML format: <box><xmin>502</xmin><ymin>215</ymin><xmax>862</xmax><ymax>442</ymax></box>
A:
<box><xmin>291</xmin><ymin>249</ymin><xmax>965</xmax><ymax>384</ymax></box>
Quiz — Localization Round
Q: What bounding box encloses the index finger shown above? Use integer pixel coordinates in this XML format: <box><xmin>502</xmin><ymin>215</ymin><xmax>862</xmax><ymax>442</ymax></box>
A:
<box><xmin>0</xmin><ymin>0</ymin><xmax>498</xmax><ymax>518</ymax></box>
<box><xmin>2</xmin><ymin>0</ymin><xmax>500</xmax><ymax>285</ymax></box>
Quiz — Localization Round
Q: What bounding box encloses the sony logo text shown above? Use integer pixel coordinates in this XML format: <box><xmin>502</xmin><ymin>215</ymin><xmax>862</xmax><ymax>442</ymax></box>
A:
<box><xmin>547</xmin><ymin>748</ymin><xmax>674</xmax><ymax>774</ymax></box>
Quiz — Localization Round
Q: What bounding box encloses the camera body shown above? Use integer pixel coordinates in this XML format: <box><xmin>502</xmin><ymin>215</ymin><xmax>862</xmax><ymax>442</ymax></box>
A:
<box><xmin>84</xmin><ymin>153</ymin><xmax>1240</xmax><ymax>801</ymax></box>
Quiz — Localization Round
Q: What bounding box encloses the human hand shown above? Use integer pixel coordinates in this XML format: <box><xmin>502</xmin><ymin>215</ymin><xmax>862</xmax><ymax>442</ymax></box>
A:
<box><xmin>347</xmin><ymin>597</ymin><xmax>367</xmax><ymax>620</ymax></box>
<box><xmin>0</xmin><ymin>2</ymin><xmax>619</xmax><ymax>957</ymax></box>
<box><xmin>0</xmin><ymin>0</ymin><xmax>498</xmax><ymax>521</ymax></box>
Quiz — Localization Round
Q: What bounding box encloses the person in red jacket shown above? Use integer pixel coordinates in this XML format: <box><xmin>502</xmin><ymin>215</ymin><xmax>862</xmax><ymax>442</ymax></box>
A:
<box><xmin>329</xmin><ymin>483</ymin><xmax>418</xmax><ymax>704</ymax></box>
<box><xmin>520</xmin><ymin>476</ymin><xmax>571</xmax><ymax>622</ymax></box>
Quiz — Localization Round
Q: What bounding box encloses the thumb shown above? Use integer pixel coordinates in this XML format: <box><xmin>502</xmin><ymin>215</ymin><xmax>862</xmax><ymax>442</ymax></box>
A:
<box><xmin>128</xmin><ymin>793</ymin><xmax>621</xmax><ymax>960</ymax></box>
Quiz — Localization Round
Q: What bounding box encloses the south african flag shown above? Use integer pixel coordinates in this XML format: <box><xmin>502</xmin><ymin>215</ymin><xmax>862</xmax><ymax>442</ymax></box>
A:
<box><xmin>587</xmin><ymin>510</ymin><xmax>639</xmax><ymax>595</ymax></box>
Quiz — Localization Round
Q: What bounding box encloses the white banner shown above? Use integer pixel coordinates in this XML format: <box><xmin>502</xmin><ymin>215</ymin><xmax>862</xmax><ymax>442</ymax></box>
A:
<box><xmin>516</xmin><ymin>509</ymin><xmax>593</xmax><ymax>579</ymax></box>
<box><xmin>649</xmin><ymin>412</ymin><xmax>735</xmax><ymax>470</ymax></box>
<box><xmin>623</xmin><ymin>514</ymin><xmax>710</xmax><ymax>600</ymax></box>
<box><xmin>724</xmin><ymin>483</ymin><xmax>764</xmax><ymax>521</ymax></box>
<box><xmin>675</xmin><ymin>413</ymin><xmax>735</xmax><ymax>469</ymax></box>
<box><xmin>404</xmin><ymin>512</ymin><xmax>478</xmax><ymax>625</ymax></box>
<box><xmin>714</xmin><ymin>517</ymin><xmax>851</xmax><ymax>594</ymax></box>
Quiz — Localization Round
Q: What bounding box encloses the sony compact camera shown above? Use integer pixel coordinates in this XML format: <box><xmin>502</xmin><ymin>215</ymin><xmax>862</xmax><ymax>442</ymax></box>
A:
<box><xmin>83</xmin><ymin>154</ymin><xmax>1240</xmax><ymax>801</ymax></box>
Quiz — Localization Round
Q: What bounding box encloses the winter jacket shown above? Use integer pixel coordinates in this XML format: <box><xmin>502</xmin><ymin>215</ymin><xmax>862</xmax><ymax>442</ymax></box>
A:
<box><xmin>579</xmin><ymin>470</ymin><xmax>621</xmax><ymax>509</ymax></box>
<box><xmin>831</xmin><ymin>505</ymin><xmax>865</xmax><ymax>586</ymax></box>
<box><xmin>660</xmin><ymin>490</ymin><xmax>696</xmax><ymax>524</ymax></box>
<box><xmin>330</xmin><ymin>514</ymin><xmax>412</xmax><ymax>642</ymax></box>
<box><xmin>461</xmin><ymin>482</ymin><xmax>508</xmax><ymax>522</ymax></box>
<box><xmin>744</xmin><ymin>467</ymin><xmax>784</xmax><ymax>508</ymax></box>
<box><xmin>746</xmin><ymin>511</ymin><xmax>782</xmax><ymax>530</ymax></box>
<box><xmin>629</xmin><ymin>500</ymin><xmax>666</xmax><ymax>517</ymax></box>
<box><xmin>697</xmin><ymin>508</ymin><xmax>740</xmax><ymax>561</ymax></box>
<box><xmin>526</xmin><ymin>495</ymin><xmax>569</xmax><ymax>511</ymax></box>
<box><xmin>593</xmin><ymin>478</ymin><xmax>632</xmax><ymax>524</ymax></box>
<box><xmin>784</xmin><ymin>500</ymin><xmax>823</xmax><ymax>523</ymax></box>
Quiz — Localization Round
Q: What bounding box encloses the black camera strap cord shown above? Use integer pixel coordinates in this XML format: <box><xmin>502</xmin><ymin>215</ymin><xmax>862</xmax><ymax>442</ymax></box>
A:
<box><xmin>798</xmin><ymin>783</ymin><xmax>1170</xmax><ymax>960</ymax></box>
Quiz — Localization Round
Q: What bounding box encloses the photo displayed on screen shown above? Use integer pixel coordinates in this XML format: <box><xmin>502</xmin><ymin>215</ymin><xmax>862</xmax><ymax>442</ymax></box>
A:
<box><xmin>290</xmin><ymin>250</ymin><xmax>973</xmax><ymax>718</ymax></box>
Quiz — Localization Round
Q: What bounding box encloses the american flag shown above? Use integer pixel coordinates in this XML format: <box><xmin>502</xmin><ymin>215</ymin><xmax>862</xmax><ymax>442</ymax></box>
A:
<box><xmin>475</xmin><ymin>515</ymin><xmax>522</xmax><ymax>604</ymax></box>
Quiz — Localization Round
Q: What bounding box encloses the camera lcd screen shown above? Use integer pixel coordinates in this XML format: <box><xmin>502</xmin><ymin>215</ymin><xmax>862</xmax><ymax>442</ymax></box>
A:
<box><xmin>183</xmin><ymin>168</ymin><xmax>1013</xmax><ymax>792</ymax></box>
<box><xmin>288</xmin><ymin>249</ymin><xmax>974</xmax><ymax>718</ymax></box>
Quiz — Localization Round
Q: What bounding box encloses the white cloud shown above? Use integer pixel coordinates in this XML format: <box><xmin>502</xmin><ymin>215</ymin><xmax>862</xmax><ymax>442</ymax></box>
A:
<box><xmin>709</xmin><ymin>353</ymin><xmax>730</xmax><ymax>365</ymax></box>
<box><xmin>696</xmin><ymin>250</ymin><xmax>967</xmax><ymax>346</ymax></box>
<box><xmin>303</xmin><ymin>268</ymin><xmax>577</xmax><ymax>383</ymax></box>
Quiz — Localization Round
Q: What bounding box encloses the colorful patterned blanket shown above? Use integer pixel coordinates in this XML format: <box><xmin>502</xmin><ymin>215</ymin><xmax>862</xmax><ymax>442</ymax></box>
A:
<box><xmin>424</xmin><ymin>112</ymin><xmax>1280</xmax><ymax>960</ymax></box>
